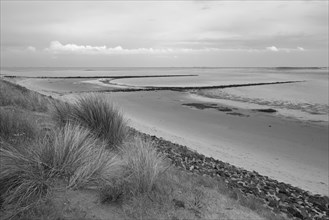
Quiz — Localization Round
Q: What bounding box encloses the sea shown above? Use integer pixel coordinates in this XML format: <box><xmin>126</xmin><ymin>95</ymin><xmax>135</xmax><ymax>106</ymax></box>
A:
<box><xmin>1</xmin><ymin>67</ymin><xmax>328</xmax><ymax>123</ymax></box>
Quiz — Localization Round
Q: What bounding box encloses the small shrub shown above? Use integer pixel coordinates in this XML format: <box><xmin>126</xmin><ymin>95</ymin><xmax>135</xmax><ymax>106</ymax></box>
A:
<box><xmin>51</xmin><ymin>94</ymin><xmax>127</xmax><ymax>149</ymax></box>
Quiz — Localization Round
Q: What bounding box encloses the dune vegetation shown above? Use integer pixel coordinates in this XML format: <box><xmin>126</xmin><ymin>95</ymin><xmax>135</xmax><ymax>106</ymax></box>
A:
<box><xmin>0</xmin><ymin>79</ymin><xmax>285</xmax><ymax>220</ymax></box>
<box><xmin>51</xmin><ymin>94</ymin><xmax>127</xmax><ymax>149</ymax></box>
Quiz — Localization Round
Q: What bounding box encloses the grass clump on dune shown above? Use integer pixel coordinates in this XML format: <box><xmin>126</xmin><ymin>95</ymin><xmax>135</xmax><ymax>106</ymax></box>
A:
<box><xmin>100</xmin><ymin>137</ymin><xmax>169</xmax><ymax>203</ymax></box>
<box><xmin>0</xmin><ymin>79</ymin><xmax>50</xmax><ymax>112</ymax></box>
<box><xmin>0</xmin><ymin>108</ymin><xmax>39</xmax><ymax>145</ymax></box>
<box><xmin>0</xmin><ymin>124</ymin><xmax>122</xmax><ymax>218</ymax></box>
<box><xmin>51</xmin><ymin>93</ymin><xmax>127</xmax><ymax>149</ymax></box>
<box><xmin>38</xmin><ymin>125</ymin><xmax>103</xmax><ymax>180</ymax></box>
<box><xmin>0</xmin><ymin>145</ymin><xmax>50</xmax><ymax>215</ymax></box>
<box><xmin>49</xmin><ymin>100</ymin><xmax>75</xmax><ymax>127</ymax></box>
<box><xmin>36</xmin><ymin>124</ymin><xmax>122</xmax><ymax>189</ymax></box>
<box><xmin>54</xmin><ymin>125</ymin><xmax>123</xmax><ymax>189</ymax></box>
<box><xmin>121</xmin><ymin>137</ymin><xmax>169</xmax><ymax>195</ymax></box>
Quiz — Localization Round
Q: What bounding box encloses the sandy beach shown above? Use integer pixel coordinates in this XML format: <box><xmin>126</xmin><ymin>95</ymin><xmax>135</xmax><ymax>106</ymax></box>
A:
<box><xmin>109</xmin><ymin>91</ymin><xmax>328</xmax><ymax>196</ymax></box>
<box><xmin>16</xmin><ymin>77</ymin><xmax>329</xmax><ymax>196</ymax></box>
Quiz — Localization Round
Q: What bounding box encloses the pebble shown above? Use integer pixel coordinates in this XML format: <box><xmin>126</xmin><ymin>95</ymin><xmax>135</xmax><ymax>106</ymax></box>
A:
<box><xmin>129</xmin><ymin>128</ymin><xmax>329</xmax><ymax>220</ymax></box>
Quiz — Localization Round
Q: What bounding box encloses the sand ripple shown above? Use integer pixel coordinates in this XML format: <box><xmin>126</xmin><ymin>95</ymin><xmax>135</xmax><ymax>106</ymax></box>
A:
<box><xmin>197</xmin><ymin>89</ymin><xmax>329</xmax><ymax>116</ymax></box>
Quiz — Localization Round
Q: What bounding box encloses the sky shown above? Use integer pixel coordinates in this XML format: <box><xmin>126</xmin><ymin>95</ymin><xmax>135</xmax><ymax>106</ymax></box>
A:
<box><xmin>1</xmin><ymin>1</ymin><xmax>328</xmax><ymax>67</ymax></box>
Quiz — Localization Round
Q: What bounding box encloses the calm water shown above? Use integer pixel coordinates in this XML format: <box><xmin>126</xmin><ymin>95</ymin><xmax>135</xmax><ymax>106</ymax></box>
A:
<box><xmin>1</xmin><ymin>67</ymin><xmax>327</xmax><ymax>79</ymax></box>
<box><xmin>1</xmin><ymin>67</ymin><xmax>328</xmax><ymax>122</ymax></box>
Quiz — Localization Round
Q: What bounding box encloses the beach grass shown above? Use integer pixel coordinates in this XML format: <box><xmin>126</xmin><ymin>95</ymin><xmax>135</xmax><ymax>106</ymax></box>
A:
<box><xmin>0</xmin><ymin>123</ymin><xmax>124</xmax><ymax>218</ymax></box>
<box><xmin>51</xmin><ymin>93</ymin><xmax>127</xmax><ymax>149</ymax></box>
<box><xmin>0</xmin><ymin>144</ymin><xmax>50</xmax><ymax>216</ymax></box>
<box><xmin>100</xmin><ymin>137</ymin><xmax>169</xmax><ymax>203</ymax></box>
<box><xmin>0</xmin><ymin>108</ymin><xmax>39</xmax><ymax>145</ymax></box>
<box><xmin>37</xmin><ymin>124</ymin><xmax>118</xmax><ymax>185</ymax></box>
<box><xmin>120</xmin><ymin>137</ymin><xmax>169</xmax><ymax>195</ymax></box>
<box><xmin>0</xmin><ymin>79</ymin><xmax>50</xmax><ymax>112</ymax></box>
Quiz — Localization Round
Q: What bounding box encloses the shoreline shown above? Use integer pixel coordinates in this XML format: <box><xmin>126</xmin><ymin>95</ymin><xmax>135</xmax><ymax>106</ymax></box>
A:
<box><xmin>2</xmin><ymin>74</ymin><xmax>198</xmax><ymax>79</ymax></box>
<box><xmin>130</xmin><ymin>128</ymin><xmax>328</xmax><ymax>219</ymax></box>
<box><xmin>14</xmin><ymin>77</ymin><xmax>329</xmax><ymax>197</ymax></box>
<box><xmin>105</xmin><ymin>89</ymin><xmax>328</xmax><ymax>195</ymax></box>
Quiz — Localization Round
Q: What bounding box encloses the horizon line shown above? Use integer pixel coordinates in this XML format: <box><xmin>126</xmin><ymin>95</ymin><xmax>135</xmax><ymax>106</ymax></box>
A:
<box><xmin>1</xmin><ymin>66</ymin><xmax>327</xmax><ymax>69</ymax></box>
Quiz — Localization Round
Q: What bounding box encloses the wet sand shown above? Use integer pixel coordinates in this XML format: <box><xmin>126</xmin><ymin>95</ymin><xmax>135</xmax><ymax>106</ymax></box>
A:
<box><xmin>108</xmin><ymin>91</ymin><xmax>328</xmax><ymax>196</ymax></box>
<box><xmin>17</xmin><ymin>78</ymin><xmax>329</xmax><ymax>196</ymax></box>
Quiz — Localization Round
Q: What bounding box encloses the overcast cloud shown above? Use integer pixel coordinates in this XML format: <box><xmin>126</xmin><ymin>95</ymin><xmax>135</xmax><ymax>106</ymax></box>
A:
<box><xmin>1</xmin><ymin>1</ymin><xmax>328</xmax><ymax>67</ymax></box>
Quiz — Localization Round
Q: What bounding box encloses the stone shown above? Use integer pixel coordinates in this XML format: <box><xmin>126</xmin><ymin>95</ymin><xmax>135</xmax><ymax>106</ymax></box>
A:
<box><xmin>277</xmin><ymin>193</ymin><xmax>289</xmax><ymax>202</ymax></box>
<box><xmin>299</xmin><ymin>208</ymin><xmax>310</xmax><ymax>220</ymax></box>
<box><xmin>308</xmin><ymin>196</ymin><xmax>329</xmax><ymax>212</ymax></box>
<box><xmin>173</xmin><ymin>199</ymin><xmax>185</xmax><ymax>209</ymax></box>
<box><xmin>268</xmin><ymin>199</ymin><xmax>279</xmax><ymax>208</ymax></box>
<box><xmin>287</xmin><ymin>206</ymin><xmax>304</xmax><ymax>219</ymax></box>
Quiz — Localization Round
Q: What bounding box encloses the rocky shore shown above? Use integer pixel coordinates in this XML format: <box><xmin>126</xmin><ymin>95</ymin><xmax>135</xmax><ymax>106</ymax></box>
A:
<box><xmin>130</xmin><ymin>128</ymin><xmax>329</xmax><ymax>220</ymax></box>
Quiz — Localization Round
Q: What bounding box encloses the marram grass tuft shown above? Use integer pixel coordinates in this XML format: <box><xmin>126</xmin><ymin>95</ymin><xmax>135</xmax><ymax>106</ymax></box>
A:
<box><xmin>51</xmin><ymin>93</ymin><xmax>127</xmax><ymax>149</ymax></box>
